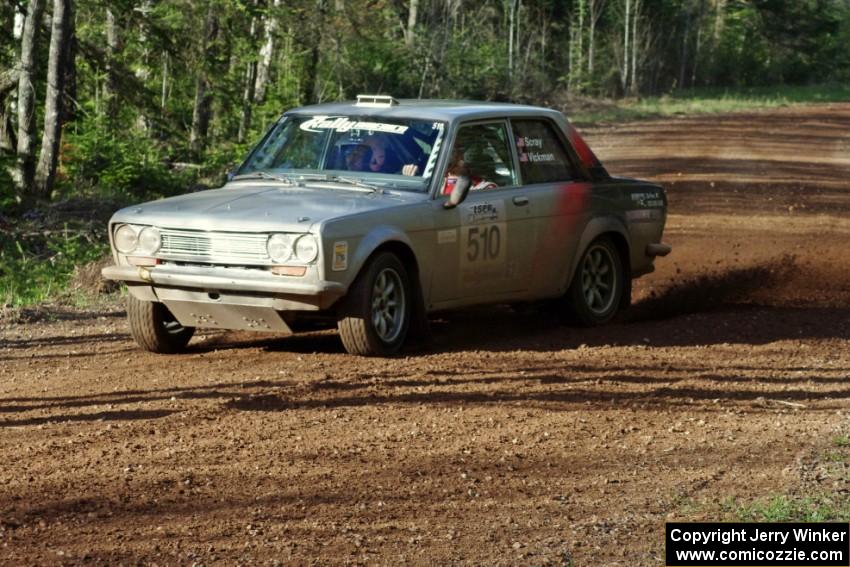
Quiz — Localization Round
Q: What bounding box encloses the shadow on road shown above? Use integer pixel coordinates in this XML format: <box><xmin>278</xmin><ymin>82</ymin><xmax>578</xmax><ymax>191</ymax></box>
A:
<box><xmin>0</xmin><ymin>409</ymin><xmax>177</xmax><ymax>428</ymax></box>
<box><xmin>222</xmin><ymin>381</ymin><xmax>850</xmax><ymax>414</ymax></box>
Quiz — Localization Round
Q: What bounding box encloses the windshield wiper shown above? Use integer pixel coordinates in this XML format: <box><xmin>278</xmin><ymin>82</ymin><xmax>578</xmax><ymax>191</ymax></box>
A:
<box><xmin>326</xmin><ymin>175</ymin><xmax>382</xmax><ymax>193</ymax></box>
<box><xmin>232</xmin><ymin>171</ymin><xmax>298</xmax><ymax>185</ymax></box>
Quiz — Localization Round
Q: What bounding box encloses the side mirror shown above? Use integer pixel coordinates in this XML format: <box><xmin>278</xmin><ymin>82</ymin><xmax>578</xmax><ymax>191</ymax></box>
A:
<box><xmin>442</xmin><ymin>176</ymin><xmax>471</xmax><ymax>209</ymax></box>
<box><xmin>225</xmin><ymin>169</ymin><xmax>236</xmax><ymax>182</ymax></box>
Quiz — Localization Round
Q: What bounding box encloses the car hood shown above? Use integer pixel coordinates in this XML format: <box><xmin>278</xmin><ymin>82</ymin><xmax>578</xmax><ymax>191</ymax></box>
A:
<box><xmin>109</xmin><ymin>182</ymin><xmax>427</xmax><ymax>232</ymax></box>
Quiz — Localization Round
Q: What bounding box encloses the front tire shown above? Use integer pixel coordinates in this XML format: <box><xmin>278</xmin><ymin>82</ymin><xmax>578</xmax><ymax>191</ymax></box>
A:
<box><xmin>566</xmin><ymin>237</ymin><xmax>624</xmax><ymax>326</ymax></box>
<box><xmin>127</xmin><ymin>295</ymin><xmax>195</xmax><ymax>353</ymax></box>
<box><xmin>337</xmin><ymin>252</ymin><xmax>411</xmax><ymax>356</ymax></box>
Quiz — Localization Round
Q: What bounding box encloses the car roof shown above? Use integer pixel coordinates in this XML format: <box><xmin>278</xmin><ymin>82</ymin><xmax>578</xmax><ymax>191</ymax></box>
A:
<box><xmin>285</xmin><ymin>99</ymin><xmax>568</xmax><ymax>124</ymax></box>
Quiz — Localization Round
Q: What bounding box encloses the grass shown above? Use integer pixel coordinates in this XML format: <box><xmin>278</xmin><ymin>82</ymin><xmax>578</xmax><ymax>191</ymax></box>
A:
<box><xmin>727</xmin><ymin>494</ymin><xmax>850</xmax><ymax>523</ymax></box>
<box><xmin>719</xmin><ymin>424</ymin><xmax>850</xmax><ymax>522</ymax></box>
<box><xmin>677</xmin><ymin>425</ymin><xmax>850</xmax><ymax>523</ymax></box>
<box><xmin>570</xmin><ymin>83</ymin><xmax>850</xmax><ymax>123</ymax></box>
<box><xmin>0</xmin><ymin>221</ymin><xmax>109</xmax><ymax>308</ymax></box>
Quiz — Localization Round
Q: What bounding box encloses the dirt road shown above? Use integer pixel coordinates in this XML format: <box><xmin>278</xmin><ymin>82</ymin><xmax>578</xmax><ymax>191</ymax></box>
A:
<box><xmin>2</xmin><ymin>104</ymin><xmax>849</xmax><ymax>565</ymax></box>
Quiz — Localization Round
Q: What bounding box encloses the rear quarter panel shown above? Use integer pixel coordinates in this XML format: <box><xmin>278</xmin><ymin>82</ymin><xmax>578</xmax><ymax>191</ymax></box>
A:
<box><xmin>581</xmin><ymin>178</ymin><xmax>667</xmax><ymax>281</ymax></box>
<box><xmin>534</xmin><ymin>177</ymin><xmax>667</xmax><ymax>299</ymax></box>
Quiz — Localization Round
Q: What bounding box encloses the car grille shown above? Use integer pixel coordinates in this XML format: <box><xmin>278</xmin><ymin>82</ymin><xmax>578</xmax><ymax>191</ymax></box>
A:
<box><xmin>158</xmin><ymin>229</ymin><xmax>270</xmax><ymax>264</ymax></box>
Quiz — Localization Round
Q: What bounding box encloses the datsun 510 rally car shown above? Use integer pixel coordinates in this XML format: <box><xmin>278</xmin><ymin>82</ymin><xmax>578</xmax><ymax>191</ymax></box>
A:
<box><xmin>103</xmin><ymin>95</ymin><xmax>671</xmax><ymax>356</ymax></box>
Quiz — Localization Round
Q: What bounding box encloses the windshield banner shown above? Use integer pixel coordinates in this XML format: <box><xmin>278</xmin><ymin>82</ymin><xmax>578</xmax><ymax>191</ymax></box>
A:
<box><xmin>300</xmin><ymin>116</ymin><xmax>409</xmax><ymax>135</ymax></box>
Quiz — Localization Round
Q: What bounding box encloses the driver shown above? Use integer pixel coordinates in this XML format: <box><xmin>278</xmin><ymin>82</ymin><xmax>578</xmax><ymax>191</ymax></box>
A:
<box><xmin>344</xmin><ymin>144</ymin><xmax>372</xmax><ymax>172</ymax></box>
<box><xmin>364</xmin><ymin>136</ymin><xmax>392</xmax><ymax>173</ymax></box>
<box><xmin>365</xmin><ymin>135</ymin><xmax>421</xmax><ymax>176</ymax></box>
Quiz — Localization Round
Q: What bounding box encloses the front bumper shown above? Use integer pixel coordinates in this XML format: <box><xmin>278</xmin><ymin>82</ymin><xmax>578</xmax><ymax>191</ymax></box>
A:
<box><xmin>103</xmin><ymin>263</ymin><xmax>348</xmax><ymax>332</ymax></box>
<box><xmin>102</xmin><ymin>264</ymin><xmax>345</xmax><ymax>299</ymax></box>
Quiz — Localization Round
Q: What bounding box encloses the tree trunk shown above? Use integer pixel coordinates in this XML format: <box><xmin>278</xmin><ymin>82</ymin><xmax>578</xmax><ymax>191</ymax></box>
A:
<box><xmin>238</xmin><ymin>60</ymin><xmax>258</xmax><ymax>143</ymax></box>
<box><xmin>11</xmin><ymin>0</ymin><xmax>45</xmax><ymax>196</ymax></box>
<box><xmin>516</xmin><ymin>0</ymin><xmax>522</xmax><ymax>85</ymax></box>
<box><xmin>691</xmin><ymin>24</ymin><xmax>702</xmax><ymax>87</ymax></box>
<box><xmin>189</xmin><ymin>7</ymin><xmax>218</xmax><ymax>158</ymax></box>
<box><xmin>62</xmin><ymin>1</ymin><xmax>77</xmax><ymax>122</ymax></box>
<box><xmin>189</xmin><ymin>74</ymin><xmax>211</xmax><ymax>158</ymax></box>
<box><xmin>576</xmin><ymin>0</ymin><xmax>585</xmax><ymax>86</ymax></box>
<box><xmin>302</xmin><ymin>45</ymin><xmax>319</xmax><ymax>104</ymax></box>
<box><xmin>507</xmin><ymin>0</ymin><xmax>516</xmax><ymax>81</ymax></box>
<box><xmin>713</xmin><ymin>0</ymin><xmax>726</xmax><ymax>42</ymax></box>
<box><xmin>588</xmin><ymin>3</ymin><xmax>595</xmax><ymax>74</ymax></box>
<box><xmin>405</xmin><ymin>0</ymin><xmax>418</xmax><ymax>47</ymax></box>
<box><xmin>588</xmin><ymin>0</ymin><xmax>604</xmax><ymax>74</ymax></box>
<box><xmin>135</xmin><ymin>0</ymin><xmax>152</xmax><ymax>84</ymax></box>
<box><xmin>629</xmin><ymin>0</ymin><xmax>639</xmax><ymax>96</ymax></box>
<box><xmin>301</xmin><ymin>0</ymin><xmax>325</xmax><ymax>105</ymax></box>
<box><xmin>34</xmin><ymin>0</ymin><xmax>71</xmax><ymax>199</ymax></box>
<box><xmin>160</xmin><ymin>50</ymin><xmax>168</xmax><ymax>111</ymax></box>
<box><xmin>621</xmin><ymin>0</ymin><xmax>630</xmax><ymax>93</ymax></box>
<box><xmin>254</xmin><ymin>0</ymin><xmax>280</xmax><ymax>103</ymax></box>
<box><xmin>678</xmin><ymin>7</ymin><xmax>690</xmax><ymax>89</ymax></box>
<box><xmin>417</xmin><ymin>53</ymin><xmax>430</xmax><ymax>99</ymax></box>
<box><xmin>104</xmin><ymin>7</ymin><xmax>120</xmax><ymax>122</ymax></box>
<box><xmin>134</xmin><ymin>0</ymin><xmax>152</xmax><ymax>131</ymax></box>
<box><xmin>568</xmin><ymin>24</ymin><xmax>574</xmax><ymax>91</ymax></box>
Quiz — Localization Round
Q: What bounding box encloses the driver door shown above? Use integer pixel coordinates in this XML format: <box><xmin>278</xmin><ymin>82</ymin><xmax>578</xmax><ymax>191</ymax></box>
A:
<box><xmin>428</xmin><ymin>121</ymin><xmax>536</xmax><ymax>305</ymax></box>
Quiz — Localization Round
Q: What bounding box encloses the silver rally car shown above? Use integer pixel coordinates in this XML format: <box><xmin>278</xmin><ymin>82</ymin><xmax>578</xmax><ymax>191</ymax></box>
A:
<box><xmin>103</xmin><ymin>95</ymin><xmax>670</xmax><ymax>356</ymax></box>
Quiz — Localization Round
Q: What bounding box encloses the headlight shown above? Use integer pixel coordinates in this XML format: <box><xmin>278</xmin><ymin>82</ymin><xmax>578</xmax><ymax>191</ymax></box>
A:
<box><xmin>267</xmin><ymin>233</ymin><xmax>294</xmax><ymax>263</ymax></box>
<box><xmin>137</xmin><ymin>227</ymin><xmax>161</xmax><ymax>254</ymax></box>
<box><xmin>114</xmin><ymin>224</ymin><xmax>139</xmax><ymax>253</ymax></box>
<box><xmin>294</xmin><ymin>234</ymin><xmax>319</xmax><ymax>263</ymax></box>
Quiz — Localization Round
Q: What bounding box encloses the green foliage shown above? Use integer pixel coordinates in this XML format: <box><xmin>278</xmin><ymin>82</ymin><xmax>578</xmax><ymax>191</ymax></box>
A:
<box><xmin>570</xmin><ymin>84</ymin><xmax>850</xmax><ymax>123</ymax></box>
<box><xmin>60</xmin><ymin>113</ymin><xmax>198</xmax><ymax>202</ymax></box>
<box><xmin>202</xmin><ymin>140</ymin><xmax>253</xmax><ymax>183</ymax></box>
<box><xmin>0</xmin><ymin>226</ymin><xmax>107</xmax><ymax>307</ymax></box>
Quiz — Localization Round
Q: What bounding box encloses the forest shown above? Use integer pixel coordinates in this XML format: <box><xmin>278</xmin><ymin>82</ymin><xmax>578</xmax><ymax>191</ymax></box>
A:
<box><xmin>1</xmin><ymin>0</ymin><xmax>849</xmax><ymax>304</ymax></box>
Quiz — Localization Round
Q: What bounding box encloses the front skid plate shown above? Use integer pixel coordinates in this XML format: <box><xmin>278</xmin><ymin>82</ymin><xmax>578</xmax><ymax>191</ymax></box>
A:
<box><xmin>163</xmin><ymin>300</ymin><xmax>292</xmax><ymax>333</ymax></box>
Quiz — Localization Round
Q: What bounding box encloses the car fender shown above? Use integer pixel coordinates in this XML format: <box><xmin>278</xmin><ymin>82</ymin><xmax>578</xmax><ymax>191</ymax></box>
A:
<box><xmin>348</xmin><ymin>225</ymin><xmax>418</xmax><ymax>286</ymax></box>
<box><xmin>563</xmin><ymin>215</ymin><xmax>630</xmax><ymax>289</ymax></box>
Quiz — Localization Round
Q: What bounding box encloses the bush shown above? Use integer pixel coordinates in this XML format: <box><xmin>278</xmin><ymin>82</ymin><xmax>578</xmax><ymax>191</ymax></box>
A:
<box><xmin>0</xmin><ymin>226</ymin><xmax>108</xmax><ymax>307</ymax></box>
<box><xmin>60</xmin><ymin>116</ymin><xmax>198</xmax><ymax>202</ymax></box>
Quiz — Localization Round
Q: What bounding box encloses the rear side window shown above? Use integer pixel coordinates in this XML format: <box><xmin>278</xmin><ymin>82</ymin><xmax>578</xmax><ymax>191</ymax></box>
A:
<box><xmin>511</xmin><ymin>119</ymin><xmax>576</xmax><ymax>184</ymax></box>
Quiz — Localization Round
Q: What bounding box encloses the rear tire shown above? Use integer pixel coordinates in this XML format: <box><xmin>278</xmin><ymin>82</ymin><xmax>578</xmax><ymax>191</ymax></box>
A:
<box><xmin>127</xmin><ymin>295</ymin><xmax>195</xmax><ymax>353</ymax></box>
<box><xmin>565</xmin><ymin>237</ymin><xmax>624</xmax><ymax>326</ymax></box>
<box><xmin>337</xmin><ymin>252</ymin><xmax>411</xmax><ymax>356</ymax></box>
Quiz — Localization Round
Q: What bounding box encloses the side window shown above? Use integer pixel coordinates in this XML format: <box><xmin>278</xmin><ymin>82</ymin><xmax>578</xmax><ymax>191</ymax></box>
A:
<box><xmin>511</xmin><ymin>119</ymin><xmax>576</xmax><ymax>184</ymax></box>
<box><xmin>446</xmin><ymin>123</ymin><xmax>517</xmax><ymax>192</ymax></box>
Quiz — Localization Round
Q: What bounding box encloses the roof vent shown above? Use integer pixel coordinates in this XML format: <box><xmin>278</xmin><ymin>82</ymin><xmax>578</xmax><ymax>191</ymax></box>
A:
<box><xmin>355</xmin><ymin>94</ymin><xmax>399</xmax><ymax>108</ymax></box>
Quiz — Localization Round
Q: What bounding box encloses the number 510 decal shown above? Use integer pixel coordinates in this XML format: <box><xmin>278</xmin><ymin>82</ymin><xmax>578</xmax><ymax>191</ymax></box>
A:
<box><xmin>466</xmin><ymin>225</ymin><xmax>501</xmax><ymax>262</ymax></box>
<box><xmin>458</xmin><ymin>200</ymin><xmax>508</xmax><ymax>288</ymax></box>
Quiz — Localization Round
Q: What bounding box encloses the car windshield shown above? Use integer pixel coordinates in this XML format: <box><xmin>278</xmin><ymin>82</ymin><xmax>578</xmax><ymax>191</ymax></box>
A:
<box><xmin>237</xmin><ymin>114</ymin><xmax>447</xmax><ymax>192</ymax></box>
